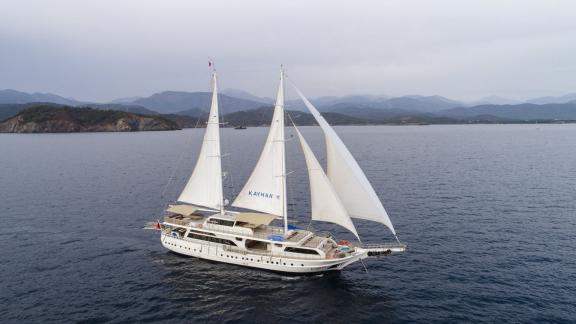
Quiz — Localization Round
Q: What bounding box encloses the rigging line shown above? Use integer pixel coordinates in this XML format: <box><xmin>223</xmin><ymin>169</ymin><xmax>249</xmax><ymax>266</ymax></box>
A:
<box><xmin>289</xmin><ymin>111</ymin><xmax>356</xmax><ymax>238</ymax></box>
<box><xmin>286</xmin><ymin>111</ymin><xmax>313</xmax><ymax>231</ymax></box>
<box><xmin>160</xmin><ymin>62</ymin><xmax>211</xmax><ymax>203</ymax></box>
<box><xmin>160</xmin><ymin>132</ymin><xmax>194</xmax><ymax>200</ymax></box>
<box><xmin>285</xmin><ymin>111</ymin><xmax>297</xmax><ymax>218</ymax></box>
<box><xmin>217</xmin><ymin>71</ymin><xmax>237</xmax><ymax>206</ymax></box>
<box><xmin>360</xmin><ymin>259</ymin><xmax>369</xmax><ymax>273</ymax></box>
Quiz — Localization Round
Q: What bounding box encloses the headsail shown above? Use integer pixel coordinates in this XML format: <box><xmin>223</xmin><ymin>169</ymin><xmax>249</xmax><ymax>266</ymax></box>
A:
<box><xmin>293</xmin><ymin>125</ymin><xmax>360</xmax><ymax>240</ymax></box>
<box><xmin>178</xmin><ymin>73</ymin><xmax>224</xmax><ymax>212</ymax></box>
<box><xmin>232</xmin><ymin>69</ymin><xmax>287</xmax><ymax>229</ymax></box>
<box><xmin>291</xmin><ymin>85</ymin><xmax>397</xmax><ymax>236</ymax></box>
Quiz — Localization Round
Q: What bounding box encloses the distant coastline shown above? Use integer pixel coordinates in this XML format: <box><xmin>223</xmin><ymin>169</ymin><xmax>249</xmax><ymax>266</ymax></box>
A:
<box><xmin>0</xmin><ymin>105</ymin><xmax>179</xmax><ymax>133</ymax></box>
<box><xmin>1</xmin><ymin>103</ymin><xmax>575</xmax><ymax>133</ymax></box>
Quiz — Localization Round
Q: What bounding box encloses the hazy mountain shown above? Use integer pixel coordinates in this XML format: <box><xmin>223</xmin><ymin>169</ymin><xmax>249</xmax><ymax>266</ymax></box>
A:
<box><xmin>315</xmin><ymin>95</ymin><xmax>389</xmax><ymax>106</ymax></box>
<box><xmin>221</xmin><ymin>89</ymin><xmax>274</xmax><ymax>104</ymax></box>
<box><xmin>174</xmin><ymin>108</ymin><xmax>208</xmax><ymax>118</ymax></box>
<box><xmin>379</xmin><ymin>95</ymin><xmax>462</xmax><ymax>112</ymax></box>
<box><xmin>1</xmin><ymin>103</ymin><xmax>62</xmax><ymax>121</ymax></box>
<box><xmin>0</xmin><ymin>89</ymin><xmax>85</xmax><ymax>106</ymax></box>
<box><xmin>439</xmin><ymin>103</ymin><xmax>576</xmax><ymax>120</ymax></box>
<box><xmin>326</xmin><ymin>104</ymin><xmax>419</xmax><ymax>120</ymax></box>
<box><xmin>470</xmin><ymin>96</ymin><xmax>523</xmax><ymax>106</ymax></box>
<box><xmin>221</xmin><ymin>106</ymin><xmax>371</xmax><ymax>127</ymax></box>
<box><xmin>317</xmin><ymin>95</ymin><xmax>462</xmax><ymax>113</ymax></box>
<box><xmin>132</xmin><ymin>91</ymin><xmax>264</xmax><ymax>114</ymax></box>
<box><xmin>160</xmin><ymin>114</ymin><xmax>202</xmax><ymax>128</ymax></box>
<box><xmin>108</xmin><ymin>96</ymin><xmax>143</xmax><ymax>104</ymax></box>
<box><xmin>86</xmin><ymin>103</ymin><xmax>159</xmax><ymax>115</ymax></box>
<box><xmin>526</xmin><ymin>93</ymin><xmax>576</xmax><ymax>105</ymax></box>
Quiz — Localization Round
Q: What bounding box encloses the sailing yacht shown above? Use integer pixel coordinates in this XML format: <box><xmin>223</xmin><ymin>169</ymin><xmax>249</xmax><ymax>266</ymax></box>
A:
<box><xmin>151</xmin><ymin>68</ymin><xmax>406</xmax><ymax>273</ymax></box>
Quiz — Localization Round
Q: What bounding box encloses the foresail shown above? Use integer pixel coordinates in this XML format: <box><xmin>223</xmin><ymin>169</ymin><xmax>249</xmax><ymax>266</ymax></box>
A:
<box><xmin>232</xmin><ymin>71</ymin><xmax>287</xmax><ymax>218</ymax></box>
<box><xmin>293</xmin><ymin>126</ymin><xmax>359</xmax><ymax>240</ymax></box>
<box><xmin>292</xmin><ymin>86</ymin><xmax>397</xmax><ymax>236</ymax></box>
<box><xmin>178</xmin><ymin>73</ymin><xmax>224</xmax><ymax>211</ymax></box>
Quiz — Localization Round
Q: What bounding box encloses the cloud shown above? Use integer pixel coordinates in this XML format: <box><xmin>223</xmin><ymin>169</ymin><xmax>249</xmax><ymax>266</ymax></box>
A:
<box><xmin>0</xmin><ymin>0</ymin><xmax>575</xmax><ymax>101</ymax></box>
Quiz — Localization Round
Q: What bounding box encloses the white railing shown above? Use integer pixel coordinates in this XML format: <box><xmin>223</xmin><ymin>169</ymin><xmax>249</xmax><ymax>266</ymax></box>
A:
<box><xmin>188</xmin><ymin>222</ymin><xmax>287</xmax><ymax>241</ymax></box>
<box><xmin>361</xmin><ymin>242</ymin><xmax>407</xmax><ymax>249</ymax></box>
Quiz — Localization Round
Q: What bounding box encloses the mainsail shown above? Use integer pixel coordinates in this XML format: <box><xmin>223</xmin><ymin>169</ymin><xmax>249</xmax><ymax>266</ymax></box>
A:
<box><xmin>292</xmin><ymin>86</ymin><xmax>397</xmax><ymax>236</ymax></box>
<box><xmin>178</xmin><ymin>73</ymin><xmax>224</xmax><ymax>212</ymax></box>
<box><xmin>232</xmin><ymin>69</ymin><xmax>287</xmax><ymax>229</ymax></box>
<box><xmin>293</xmin><ymin>125</ymin><xmax>360</xmax><ymax>240</ymax></box>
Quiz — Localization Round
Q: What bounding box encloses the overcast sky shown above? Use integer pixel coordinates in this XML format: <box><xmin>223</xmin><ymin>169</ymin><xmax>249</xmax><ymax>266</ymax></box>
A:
<box><xmin>1</xmin><ymin>0</ymin><xmax>575</xmax><ymax>102</ymax></box>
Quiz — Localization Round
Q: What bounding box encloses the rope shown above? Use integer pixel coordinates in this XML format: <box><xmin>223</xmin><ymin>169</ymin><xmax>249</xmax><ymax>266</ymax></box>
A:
<box><xmin>218</xmin><ymin>70</ymin><xmax>238</xmax><ymax>206</ymax></box>
<box><xmin>160</xmin><ymin>62</ymin><xmax>213</xmax><ymax>203</ymax></box>
<box><xmin>286</xmin><ymin>111</ymin><xmax>315</xmax><ymax>232</ymax></box>
<box><xmin>160</xmin><ymin>134</ymin><xmax>192</xmax><ymax>200</ymax></box>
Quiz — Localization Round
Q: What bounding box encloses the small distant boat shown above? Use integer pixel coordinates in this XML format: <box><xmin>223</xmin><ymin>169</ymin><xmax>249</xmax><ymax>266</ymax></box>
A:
<box><xmin>234</xmin><ymin>125</ymin><xmax>247</xmax><ymax>130</ymax></box>
<box><xmin>150</xmin><ymin>67</ymin><xmax>406</xmax><ymax>273</ymax></box>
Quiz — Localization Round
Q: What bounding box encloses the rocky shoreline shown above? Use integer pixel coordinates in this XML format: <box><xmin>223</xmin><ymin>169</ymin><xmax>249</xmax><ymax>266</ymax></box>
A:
<box><xmin>0</xmin><ymin>105</ymin><xmax>180</xmax><ymax>133</ymax></box>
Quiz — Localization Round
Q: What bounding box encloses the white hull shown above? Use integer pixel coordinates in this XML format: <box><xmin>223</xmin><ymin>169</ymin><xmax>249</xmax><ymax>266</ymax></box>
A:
<box><xmin>161</xmin><ymin>233</ymin><xmax>367</xmax><ymax>273</ymax></box>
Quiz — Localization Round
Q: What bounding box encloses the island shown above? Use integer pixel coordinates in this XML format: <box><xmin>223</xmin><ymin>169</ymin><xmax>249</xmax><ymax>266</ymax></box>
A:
<box><xmin>0</xmin><ymin>105</ymin><xmax>180</xmax><ymax>133</ymax></box>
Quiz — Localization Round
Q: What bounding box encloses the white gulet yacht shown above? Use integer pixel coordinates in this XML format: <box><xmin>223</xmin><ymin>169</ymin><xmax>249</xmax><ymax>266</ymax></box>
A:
<box><xmin>150</xmin><ymin>68</ymin><xmax>406</xmax><ymax>273</ymax></box>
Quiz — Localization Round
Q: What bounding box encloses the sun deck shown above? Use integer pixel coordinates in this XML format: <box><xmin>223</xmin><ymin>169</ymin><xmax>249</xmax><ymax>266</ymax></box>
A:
<box><xmin>163</xmin><ymin>209</ymin><xmax>316</xmax><ymax>245</ymax></box>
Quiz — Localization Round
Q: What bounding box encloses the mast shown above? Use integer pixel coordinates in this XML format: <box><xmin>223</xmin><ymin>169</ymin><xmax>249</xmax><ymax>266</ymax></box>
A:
<box><xmin>214</xmin><ymin>72</ymin><xmax>225</xmax><ymax>216</ymax></box>
<box><xmin>279</xmin><ymin>66</ymin><xmax>288</xmax><ymax>233</ymax></box>
<box><xmin>231</xmin><ymin>67</ymin><xmax>288</xmax><ymax>232</ymax></box>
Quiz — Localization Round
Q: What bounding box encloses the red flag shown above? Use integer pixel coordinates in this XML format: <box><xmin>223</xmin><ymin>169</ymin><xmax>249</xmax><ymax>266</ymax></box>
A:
<box><xmin>155</xmin><ymin>221</ymin><xmax>161</xmax><ymax>230</ymax></box>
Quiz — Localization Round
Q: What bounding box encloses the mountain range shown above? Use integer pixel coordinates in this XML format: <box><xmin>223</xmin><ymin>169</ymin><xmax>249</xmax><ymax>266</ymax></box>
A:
<box><xmin>0</xmin><ymin>89</ymin><xmax>85</xmax><ymax>106</ymax></box>
<box><xmin>130</xmin><ymin>91</ymin><xmax>265</xmax><ymax>114</ymax></box>
<box><xmin>1</xmin><ymin>89</ymin><xmax>576</xmax><ymax>125</ymax></box>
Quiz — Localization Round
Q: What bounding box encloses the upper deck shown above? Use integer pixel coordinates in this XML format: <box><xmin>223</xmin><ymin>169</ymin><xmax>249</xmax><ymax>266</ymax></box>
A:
<box><xmin>163</xmin><ymin>208</ymin><xmax>326</xmax><ymax>247</ymax></box>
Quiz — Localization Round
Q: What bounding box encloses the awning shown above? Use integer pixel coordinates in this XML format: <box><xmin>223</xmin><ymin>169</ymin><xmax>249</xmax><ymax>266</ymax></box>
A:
<box><xmin>166</xmin><ymin>204</ymin><xmax>199</xmax><ymax>216</ymax></box>
<box><xmin>235</xmin><ymin>213</ymin><xmax>278</xmax><ymax>226</ymax></box>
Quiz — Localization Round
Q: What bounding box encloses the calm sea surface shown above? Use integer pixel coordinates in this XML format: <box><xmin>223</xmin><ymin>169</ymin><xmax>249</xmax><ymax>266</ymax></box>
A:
<box><xmin>1</xmin><ymin>125</ymin><xmax>575</xmax><ymax>323</ymax></box>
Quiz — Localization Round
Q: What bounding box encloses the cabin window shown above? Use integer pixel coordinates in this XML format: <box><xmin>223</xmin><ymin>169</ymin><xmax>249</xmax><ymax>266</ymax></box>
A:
<box><xmin>274</xmin><ymin>243</ymin><xmax>283</xmax><ymax>247</ymax></box>
<box><xmin>187</xmin><ymin>233</ymin><xmax>237</xmax><ymax>246</ymax></box>
<box><xmin>189</xmin><ymin>229</ymin><xmax>215</xmax><ymax>236</ymax></box>
<box><xmin>284</xmin><ymin>247</ymin><xmax>320</xmax><ymax>255</ymax></box>
<box><xmin>235</xmin><ymin>237</ymin><xmax>243</xmax><ymax>241</ymax></box>
<box><xmin>207</xmin><ymin>218</ymin><xmax>235</xmax><ymax>227</ymax></box>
